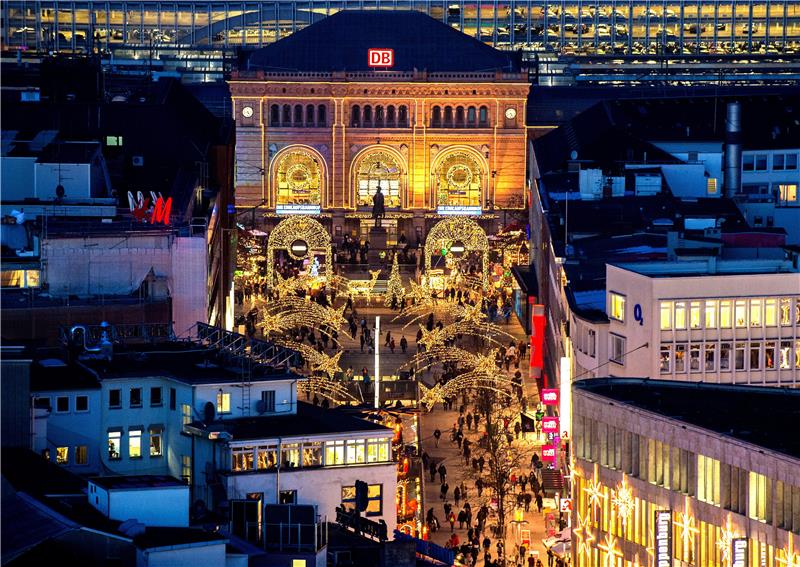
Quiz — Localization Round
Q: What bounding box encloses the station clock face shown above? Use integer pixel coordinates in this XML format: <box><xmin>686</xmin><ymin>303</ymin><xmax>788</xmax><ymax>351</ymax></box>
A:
<box><xmin>242</xmin><ymin>106</ymin><xmax>254</xmax><ymax>118</ymax></box>
<box><xmin>505</xmin><ymin>107</ymin><xmax>517</xmax><ymax>119</ymax></box>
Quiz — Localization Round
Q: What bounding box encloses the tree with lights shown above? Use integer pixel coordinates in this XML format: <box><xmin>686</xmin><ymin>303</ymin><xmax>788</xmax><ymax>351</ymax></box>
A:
<box><xmin>384</xmin><ymin>252</ymin><xmax>405</xmax><ymax>308</ymax></box>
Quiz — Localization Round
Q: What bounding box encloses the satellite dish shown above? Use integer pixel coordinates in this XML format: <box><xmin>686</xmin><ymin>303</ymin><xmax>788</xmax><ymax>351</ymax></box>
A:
<box><xmin>570</xmin><ymin>150</ymin><xmax>578</xmax><ymax>160</ymax></box>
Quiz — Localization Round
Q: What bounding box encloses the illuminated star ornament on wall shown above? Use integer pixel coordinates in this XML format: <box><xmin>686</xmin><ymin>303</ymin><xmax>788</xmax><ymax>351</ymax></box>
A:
<box><xmin>778</xmin><ymin>535</ymin><xmax>800</xmax><ymax>567</ymax></box>
<box><xmin>611</xmin><ymin>473</ymin><xmax>634</xmax><ymax>529</ymax></box>
<box><xmin>674</xmin><ymin>498</ymin><xmax>699</xmax><ymax>561</ymax></box>
<box><xmin>598</xmin><ymin>533</ymin><xmax>623</xmax><ymax>567</ymax></box>
<box><xmin>573</xmin><ymin>510</ymin><xmax>595</xmax><ymax>564</ymax></box>
<box><xmin>716</xmin><ymin>515</ymin><xmax>739</xmax><ymax>566</ymax></box>
<box><xmin>583</xmin><ymin>463</ymin><xmax>607</xmax><ymax>516</ymax></box>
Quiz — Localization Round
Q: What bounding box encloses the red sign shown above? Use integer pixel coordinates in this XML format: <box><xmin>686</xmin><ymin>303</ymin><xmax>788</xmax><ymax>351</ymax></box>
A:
<box><xmin>542</xmin><ymin>416</ymin><xmax>559</xmax><ymax>432</ymax></box>
<box><xmin>541</xmin><ymin>389</ymin><xmax>559</xmax><ymax>406</ymax></box>
<box><xmin>530</xmin><ymin>309</ymin><xmax>546</xmax><ymax>368</ymax></box>
<box><xmin>151</xmin><ymin>196</ymin><xmax>172</xmax><ymax>225</ymax></box>
<box><xmin>368</xmin><ymin>48</ymin><xmax>394</xmax><ymax>67</ymax></box>
<box><xmin>541</xmin><ymin>445</ymin><xmax>556</xmax><ymax>462</ymax></box>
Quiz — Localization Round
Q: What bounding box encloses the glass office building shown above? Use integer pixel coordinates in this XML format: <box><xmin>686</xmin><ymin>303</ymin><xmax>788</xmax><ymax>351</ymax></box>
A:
<box><xmin>4</xmin><ymin>1</ymin><xmax>800</xmax><ymax>57</ymax></box>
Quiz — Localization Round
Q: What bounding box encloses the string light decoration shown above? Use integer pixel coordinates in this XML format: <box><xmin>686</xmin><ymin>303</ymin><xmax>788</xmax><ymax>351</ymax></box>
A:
<box><xmin>573</xmin><ymin>510</ymin><xmax>595</xmax><ymax>565</ymax></box>
<box><xmin>384</xmin><ymin>254</ymin><xmax>405</xmax><ymax>307</ymax></box>
<box><xmin>674</xmin><ymin>498</ymin><xmax>700</xmax><ymax>562</ymax></box>
<box><xmin>598</xmin><ymin>533</ymin><xmax>623</xmax><ymax>567</ymax></box>
<box><xmin>778</xmin><ymin>536</ymin><xmax>800</xmax><ymax>567</ymax></box>
<box><xmin>611</xmin><ymin>474</ymin><xmax>634</xmax><ymax>530</ymax></box>
<box><xmin>716</xmin><ymin>515</ymin><xmax>739</xmax><ymax>566</ymax></box>
<box><xmin>256</xmin><ymin>312</ymin><xmax>289</xmax><ymax>336</ymax></box>
<box><xmin>266</xmin><ymin>216</ymin><xmax>332</xmax><ymax>286</ymax></box>
<box><xmin>424</xmin><ymin>216</ymin><xmax>490</xmax><ymax>289</ymax></box>
<box><xmin>583</xmin><ymin>463</ymin><xmax>607</xmax><ymax>517</ymax></box>
<box><xmin>310</xmin><ymin>350</ymin><xmax>342</xmax><ymax>379</ymax></box>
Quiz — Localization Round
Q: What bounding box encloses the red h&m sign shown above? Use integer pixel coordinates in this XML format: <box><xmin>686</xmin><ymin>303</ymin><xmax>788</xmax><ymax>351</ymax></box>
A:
<box><xmin>541</xmin><ymin>445</ymin><xmax>556</xmax><ymax>462</ymax></box>
<box><xmin>541</xmin><ymin>389</ymin><xmax>559</xmax><ymax>406</ymax></box>
<box><xmin>368</xmin><ymin>48</ymin><xmax>394</xmax><ymax>67</ymax></box>
<box><xmin>542</xmin><ymin>416</ymin><xmax>559</xmax><ymax>433</ymax></box>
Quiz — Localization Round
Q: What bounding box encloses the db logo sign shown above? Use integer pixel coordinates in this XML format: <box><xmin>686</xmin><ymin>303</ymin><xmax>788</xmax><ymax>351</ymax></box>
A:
<box><xmin>368</xmin><ymin>48</ymin><xmax>394</xmax><ymax>68</ymax></box>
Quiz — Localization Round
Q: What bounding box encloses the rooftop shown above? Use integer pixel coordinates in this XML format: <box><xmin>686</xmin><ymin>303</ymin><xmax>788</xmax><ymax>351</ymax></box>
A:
<box><xmin>30</xmin><ymin>358</ymin><xmax>100</xmax><ymax>392</ymax></box>
<box><xmin>246</xmin><ymin>11</ymin><xmax>520</xmax><ymax>74</ymax></box>
<box><xmin>575</xmin><ymin>379</ymin><xmax>800</xmax><ymax>460</ymax></box>
<box><xmin>189</xmin><ymin>401</ymin><xmax>392</xmax><ymax>441</ymax></box>
<box><xmin>613</xmin><ymin>254</ymin><xmax>800</xmax><ymax>277</ymax></box>
<box><xmin>133</xmin><ymin>527</ymin><xmax>225</xmax><ymax>550</ymax></box>
<box><xmin>89</xmin><ymin>475</ymin><xmax>186</xmax><ymax>491</ymax></box>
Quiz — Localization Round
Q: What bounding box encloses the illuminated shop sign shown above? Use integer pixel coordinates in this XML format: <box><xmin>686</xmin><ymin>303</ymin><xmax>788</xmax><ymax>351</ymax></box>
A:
<box><xmin>541</xmin><ymin>389</ymin><xmax>558</xmax><ymax>405</ymax></box>
<box><xmin>437</xmin><ymin>205</ymin><xmax>482</xmax><ymax>216</ymax></box>
<box><xmin>127</xmin><ymin>190</ymin><xmax>172</xmax><ymax>225</ymax></box>
<box><xmin>541</xmin><ymin>445</ymin><xmax>556</xmax><ymax>462</ymax></box>
<box><xmin>732</xmin><ymin>538</ymin><xmax>748</xmax><ymax>567</ymax></box>
<box><xmin>654</xmin><ymin>510</ymin><xmax>672</xmax><ymax>567</ymax></box>
<box><xmin>368</xmin><ymin>48</ymin><xmax>394</xmax><ymax>67</ymax></box>
<box><xmin>276</xmin><ymin>204</ymin><xmax>321</xmax><ymax>215</ymax></box>
<box><xmin>542</xmin><ymin>416</ymin><xmax>559</xmax><ymax>432</ymax></box>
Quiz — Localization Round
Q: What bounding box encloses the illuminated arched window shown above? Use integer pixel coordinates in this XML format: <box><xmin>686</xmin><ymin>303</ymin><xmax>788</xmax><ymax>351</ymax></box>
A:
<box><xmin>274</xmin><ymin>149</ymin><xmax>322</xmax><ymax>205</ymax></box>
<box><xmin>356</xmin><ymin>150</ymin><xmax>403</xmax><ymax>209</ymax></box>
<box><xmin>351</xmin><ymin>105</ymin><xmax>361</xmax><ymax>127</ymax></box>
<box><xmin>434</xmin><ymin>151</ymin><xmax>483</xmax><ymax>207</ymax></box>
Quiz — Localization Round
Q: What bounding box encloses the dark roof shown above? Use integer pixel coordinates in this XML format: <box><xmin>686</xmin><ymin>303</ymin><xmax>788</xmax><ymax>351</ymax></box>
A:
<box><xmin>30</xmin><ymin>359</ymin><xmax>100</xmax><ymax>392</ymax></box>
<box><xmin>36</xmin><ymin>142</ymin><xmax>100</xmax><ymax>164</ymax></box>
<box><xmin>133</xmin><ymin>528</ymin><xmax>225</xmax><ymax>550</ymax></box>
<box><xmin>89</xmin><ymin>475</ymin><xmax>186</xmax><ymax>491</ymax></box>
<box><xmin>575</xmin><ymin>379</ymin><xmax>800</xmax><ymax>460</ymax></box>
<box><xmin>190</xmin><ymin>401</ymin><xmax>392</xmax><ymax>441</ymax></box>
<box><xmin>247</xmin><ymin>11</ymin><xmax>519</xmax><ymax>73</ymax></box>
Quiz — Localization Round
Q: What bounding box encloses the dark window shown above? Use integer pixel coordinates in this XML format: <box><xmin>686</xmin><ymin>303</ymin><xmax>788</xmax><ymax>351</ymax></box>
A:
<box><xmin>363</xmin><ymin>105</ymin><xmax>373</xmax><ymax>126</ymax></box>
<box><xmin>130</xmin><ymin>388</ymin><xmax>142</xmax><ymax>408</ymax></box>
<box><xmin>306</xmin><ymin>104</ymin><xmax>315</xmax><ymax>125</ymax></box>
<box><xmin>75</xmin><ymin>395</ymin><xmax>89</xmax><ymax>412</ymax></box>
<box><xmin>282</xmin><ymin>104</ymin><xmax>291</xmax><ymax>125</ymax></box>
<box><xmin>386</xmin><ymin>105</ymin><xmax>396</xmax><ymax>127</ymax></box>
<box><xmin>375</xmin><ymin>106</ymin><xmax>385</xmax><ymax>127</ymax></box>
<box><xmin>443</xmin><ymin>106</ymin><xmax>454</xmax><ymax>127</ymax></box>
<box><xmin>479</xmin><ymin>106</ymin><xmax>489</xmax><ymax>127</ymax></box>
<box><xmin>455</xmin><ymin>106</ymin><xmax>465</xmax><ymax>127</ymax></box>
<box><xmin>150</xmin><ymin>387</ymin><xmax>162</xmax><ymax>406</ymax></box>
<box><xmin>270</xmin><ymin>104</ymin><xmax>279</xmax><ymax>126</ymax></box>
<box><xmin>170</xmin><ymin>388</ymin><xmax>176</xmax><ymax>410</ymax></box>
<box><xmin>109</xmin><ymin>389</ymin><xmax>121</xmax><ymax>409</ymax></box>
<box><xmin>351</xmin><ymin>105</ymin><xmax>361</xmax><ymax>127</ymax></box>
<box><xmin>398</xmin><ymin>105</ymin><xmax>409</xmax><ymax>127</ymax></box>
<box><xmin>56</xmin><ymin>396</ymin><xmax>69</xmax><ymax>412</ymax></box>
<box><xmin>431</xmin><ymin>106</ymin><xmax>442</xmax><ymax>127</ymax></box>
<box><xmin>261</xmin><ymin>390</ymin><xmax>276</xmax><ymax>413</ymax></box>
<box><xmin>279</xmin><ymin>490</ymin><xmax>297</xmax><ymax>504</ymax></box>
<box><xmin>467</xmin><ymin>106</ymin><xmax>477</xmax><ymax>126</ymax></box>
<box><xmin>317</xmin><ymin>104</ymin><xmax>326</xmax><ymax>127</ymax></box>
<box><xmin>293</xmin><ymin>104</ymin><xmax>303</xmax><ymax>125</ymax></box>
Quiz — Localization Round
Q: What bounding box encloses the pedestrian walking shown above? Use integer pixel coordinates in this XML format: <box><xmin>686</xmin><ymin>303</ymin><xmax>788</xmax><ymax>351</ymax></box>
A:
<box><xmin>457</xmin><ymin>509</ymin><xmax>466</xmax><ymax>529</ymax></box>
<box><xmin>454</xmin><ymin>486</ymin><xmax>461</xmax><ymax>507</ymax></box>
<box><xmin>536</xmin><ymin>492</ymin><xmax>543</xmax><ymax>513</ymax></box>
<box><xmin>429</xmin><ymin>461</ymin><xmax>437</xmax><ymax>482</ymax></box>
<box><xmin>438</xmin><ymin>463</ymin><xmax>448</xmax><ymax>483</ymax></box>
<box><xmin>400</xmin><ymin>336</ymin><xmax>408</xmax><ymax>353</ymax></box>
<box><xmin>441</xmin><ymin>482</ymin><xmax>450</xmax><ymax>501</ymax></box>
<box><xmin>448</xmin><ymin>511</ymin><xmax>456</xmax><ymax>532</ymax></box>
<box><xmin>474</xmin><ymin>413</ymin><xmax>481</xmax><ymax>430</ymax></box>
<box><xmin>385</xmin><ymin>331</ymin><xmax>392</xmax><ymax>348</ymax></box>
<box><xmin>433</xmin><ymin>428</ymin><xmax>441</xmax><ymax>447</ymax></box>
<box><xmin>478</xmin><ymin>455</ymin><xmax>485</xmax><ymax>473</ymax></box>
<box><xmin>466</xmin><ymin>412</ymin><xmax>473</xmax><ymax>430</ymax></box>
<box><xmin>476</xmin><ymin>477</ymin><xmax>484</xmax><ymax>498</ymax></box>
<box><xmin>524</xmin><ymin>492</ymin><xmax>532</xmax><ymax>512</ymax></box>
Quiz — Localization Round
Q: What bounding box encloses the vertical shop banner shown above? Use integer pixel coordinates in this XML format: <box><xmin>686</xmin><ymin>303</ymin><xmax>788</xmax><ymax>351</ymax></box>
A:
<box><xmin>530</xmin><ymin>307</ymin><xmax>546</xmax><ymax>368</ymax></box>
<box><xmin>732</xmin><ymin>538</ymin><xmax>748</xmax><ymax>567</ymax></box>
<box><xmin>654</xmin><ymin>510</ymin><xmax>672</xmax><ymax>567</ymax></box>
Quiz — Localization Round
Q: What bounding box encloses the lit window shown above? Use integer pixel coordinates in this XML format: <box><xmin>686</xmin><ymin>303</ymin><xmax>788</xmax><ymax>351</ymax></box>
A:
<box><xmin>765</xmin><ymin>299</ymin><xmax>777</xmax><ymax>327</ymax></box>
<box><xmin>750</xmin><ymin>299</ymin><xmax>762</xmax><ymax>327</ymax></box>
<box><xmin>704</xmin><ymin>300</ymin><xmax>717</xmax><ymax>328</ymax></box>
<box><xmin>0</xmin><ymin>269</ymin><xmax>41</xmax><ymax>289</ymax></box>
<box><xmin>108</xmin><ymin>431</ymin><xmax>122</xmax><ymax>460</ymax></box>
<box><xmin>674</xmin><ymin>301</ymin><xmax>687</xmax><ymax>329</ymax></box>
<box><xmin>704</xmin><ymin>344</ymin><xmax>716</xmax><ymax>371</ymax></box>
<box><xmin>232</xmin><ymin>447</ymin><xmax>256</xmax><ymax>471</ymax></box>
<box><xmin>325</xmin><ymin>440</ymin><xmax>345</xmax><ymax>465</ymax></box>
<box><xmin>779</xmin><ymin>341</ymin><xmax>792</xmax><ymax>369</ymax></box>
<box><xmin>778</xmin><ymin>184</ymin><xmax>798</xmax><ymax>204</ymax></box>
<box><xmin>149</xmin><ymin>428</ymin><xmax>163</xmax><ymax>457</ymax></box>
<box><xmin>610</xmin><ymin>334</ymin><xmax>626</xmax><ymax>365</ymax></box>
<box><xmin>697</xmin><ymin>455</ymin><xmax>720</xmax><ymax>505</ymax></box>
<box><xmin>706</xmin><ymin>178</ymin><xmax>717</xmax><ymax>195</ymax></box>
<box><xmin>735</xmin><ymin>300</ymin><xmax>747</xmax><ymax>327</ymax></box>
<box><xmin>689</xmin><ymin>344</ymin><xmax>701</xmax><ymax>372</ymax></box>
<box><xmin>75</xmin><ymin>445</ymin><xmax>87</xmax><ymax>465</ymax></box>
<box><xmin>281</xmin><ymin>443</ymin><xmax>301</xmax><ymax>468</ymax></box>
<box><xmin>129</xmin><ymin>429</ymin><xmax>142</xmax><ymax>458</ymax></box>
<box><xmin>105</xmin><ymin>135</ymin><xmax>123</xmax><ymax>146</ymax></box>
<box><xmin>660</xmin><ymin>302</ymin><xmax>672</xmax><ymax>330</ymax></box>
<box><xmin>182</xmin><ymin>455</ymin><xmax>191</xmax><ymax>484</ymax></box>
<box><xmin>749</xmin><ymin>472</ymin><xmax>771</xmax><ymax>523</ymax></box>
<box><xmin>720</xmin><ymin>300</ymin><xmax>732</xmax><ymax>328</ymax></box>
<box><xmin>274</xmin><ymin>149</ymin><xmax>322</xmax><ymax>206</ymax></box>
<box><xmin>217</xmin><ymin>391</ymin><xmax>231</xmax><ymax>414</ymax></box>
<box><xmin>609</xmin><ymin>293</ymin><xmax>626</xmax><ymax>322</ymax></box>
<box><xmin>796</xmin><ymin>340</ymin><xmax>800</xmax><ymax>369</ymax></box>
<box><xmin>765</xmin><ymin>342</ymin><xmax>776</xmax><ymax>370</ymax></box>
<box><xmin>720</xmin><ymin>343</ymin><xmax>731</xmax><ymax>371</ymax></box>
<box><xmin>346</xmin><ymin>439</ymin><xmax>366</xmax><ymax>464</ymax></box>
<box><xmin>356</xmin><ymin>151</ymin><xmax>402</xmax><ymax>209</ymax></box>
<box><xmin>367</xmin><ymin>438</ymin><xmax>390</xmax><ymax>463</ymax></box>
<box><xmin>750</xmin><ymin>344</ymin><xmax>761</xmax><ymax>370</ymax></box>
<box><xmin>56</xmin><ymin>446</ymin><xmax>69</xmax><ymax>465</ymax></box>
<box><xmin>434</xmin><ymin>150</ymin><xmax>483</xmax><ymax>208</ymax></box>
<box><xmin>735</xmin><ymin>343</ymin><xmax>746</xmax><ymax>370</ymax></box>
<box><xmin>255</xmin><ymin>446</ymin><xmax>277</xmax><ymax>470</ymax></box>
<box><xmin>182</xmin><ymin>403</ymin><xmax>192</xmax><ymax>426</ymax></box>
<box><xmin>660</xmin><ymin>345</ymin><xmax>671</xmax><ymax>373</ymax></box>
<box><xmin>341</xmin><ymin>484</ymin><xmax>383</xmax><ymax>516</ymax></box>
<box><xmin>689</xmin><ymin>301</ymin><xmax>701</xmax><ymax>329</ymax></box>
<box><xmin>675</xmin><ymin>344</ymin><xmax>686</xmax><ymax>373</ymax></box>
<box><xmin>303</xmin><ymin>442</ymin><xmax>323</xmax><ymax>467</ymax></box>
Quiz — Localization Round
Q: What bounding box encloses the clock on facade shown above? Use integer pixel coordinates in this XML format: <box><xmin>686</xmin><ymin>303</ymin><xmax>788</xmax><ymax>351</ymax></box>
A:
<box><xmin>242</xmin><ymin>106</ymin><xmax>254</xmax><ymax>118</ymax></box>
<box><xmin>505</xmin><ymin>107</ymin><xmax>517</xmax><ymax>119</ymax></box>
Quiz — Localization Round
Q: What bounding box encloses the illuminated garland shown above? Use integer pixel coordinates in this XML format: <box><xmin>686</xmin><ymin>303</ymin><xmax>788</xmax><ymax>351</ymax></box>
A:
<box><xmin>424</xmin><ymin>217</ymin><xmax>490</xmax><ymax>289</ymax></box>
<box><xmin>266</xmin><ymin>216</ymin><xmax>332</xmax><ymax>286</ymax></box>
<box><xmin>384</xmin><ymin>254</ymin><xmax>405</xmax><ymax>307</ymax></box>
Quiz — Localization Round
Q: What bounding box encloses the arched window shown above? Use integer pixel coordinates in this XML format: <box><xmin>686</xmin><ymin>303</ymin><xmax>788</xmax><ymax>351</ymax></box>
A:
<box><xmin>386</xmin><ymin>106</ymin><xmax>396</xmax><ymax>127</ymax></box>
<box><xmin>399</xmin><ymin>105</ymin><xmax>409</xmax><ymax>127</ymax></box>
<box><xmin>363</xmin><ymin>105</ymin><xmax>373</xmax><ymax>127</ymax></box>
<box><xmin>356</xmin><ymin>151</ymin><xmax>403</xmax><ymax>209</ymax></box>
<box><xmin>317</xmin><ymin>104</ymin><xmax>326</xmax><ymax>127</ymax></box>
<box><xmin>274</xmin><ymin>149</ymin><xmax>322</xmax><ymax>205</ymax></box>
<box><xmin>306</xmin><ymin>104</ymin><xmax>315</xmax><ymax>126</ymax></box>
<box><xmin>444</xmin><ymin>106</ymin><xmax>454</xmax><ymax>128</ymax></box>
<box><xmin>375</xmin><ymin>106</ymin><xmax>385</xmax><ymax>128</ymax></box>
<box><xmin>282</xmin><ymin>104</ymin><xmax>291</xmax><ymax>125</ymax></box>
<box><xmin>455</xmin><ymin>106</ymin><xmax>465</xmax><ymax>128</ymax></box>
<box><xmin>478</xmin><ymin>106</ymin><xmax>489</xmax><ymax>127</ymax></box>
<box><xmin>431</xmin><ymin>106</ymin><xmax>442</xmax><ymax>128</ymax></box>
<box><xmin>467</xmin><ymin>106</ymin><xmax>477</xmax><ymax>127</ymax></box>
<box><xmin>294</xmin><ymin>104</ymin><xmax>303</xmax><ymax>125</ymax></box>
<box><xmin>270</xmin><ymin>104</ymin><xmax>280</xmax><ymax>126</ymax></box>
<box><xmin>351</xmin><ymin>105</ymin><xmax>361</xmax><ymax>127</ymax></box>
<box><xmin>434</xmin><ymin>151</ymin><xmax>483</xmax><ymax>207</ymax></box>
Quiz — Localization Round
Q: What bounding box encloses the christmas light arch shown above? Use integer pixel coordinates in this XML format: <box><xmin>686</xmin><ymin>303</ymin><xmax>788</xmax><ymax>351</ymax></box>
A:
<box><xmin>266</xmin><ymin>216</ymin><xmax>332</xmax><ymax>285</ymax></box>
<box><xmin>424</xmin><ymin>216</ymin><xmax>489</xmax><ymax>289</ymax></box>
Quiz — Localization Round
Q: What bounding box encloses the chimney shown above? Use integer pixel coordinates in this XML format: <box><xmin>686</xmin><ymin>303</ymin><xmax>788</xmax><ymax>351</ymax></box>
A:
<box><xmin>724</xmin><ymin>101</ymin><xmax>742</xmax><ymax>198</ymax></box>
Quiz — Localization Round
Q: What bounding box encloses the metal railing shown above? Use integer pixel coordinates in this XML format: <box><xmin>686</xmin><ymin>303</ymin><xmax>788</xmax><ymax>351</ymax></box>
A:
<box><xmin>196</xmin><ymin>322</ymin><xmax>298</xmax><ymax>370</ymax></box>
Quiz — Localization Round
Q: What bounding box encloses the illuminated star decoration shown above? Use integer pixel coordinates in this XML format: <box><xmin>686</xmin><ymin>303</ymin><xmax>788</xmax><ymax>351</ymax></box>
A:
<box><xmin>583</xmin><ymin>463</ymin><xmax>607</xmax><ymax>517</ymax></box>
<box><xmin>597</xmin><ymin>533</ymin><xmax>623</xmax><ymax>567</ymax></box>
<box><xmin>674</xmin><ymin>499</ymin><xmax>700</xmax><ymax>561</ymax></box>
<box><xmin>611</xmin><ymin>473</ymin><xmax>634</xmax><ymax>530</ymax></box>
<box><xmin>417</xmin><ymin>325</ymin><xmax>448</xmax><ymax>350</ymax></box>
<box><xmin>310</xmin><ymin>351</ymin><xmax>342</xmax><ymax>379</ymax></box>
<box><xmin>778</xmin><ymin>536</ymin><xmax>800</xmax><ymax>567</ymax></box>
<box><xmin>716</xmin><ymin>515</ymin><xmax>739</xmax><ymax>566</ymax></box>
<box><xmin>257</xmin><ymin>312</ymin><xmax>287</xmax><ymax>335</ymax></box>
<box><xmin>573</xmin><ymin>510</ymin><xmax>595</xmax><ymax>564</ymax></box>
